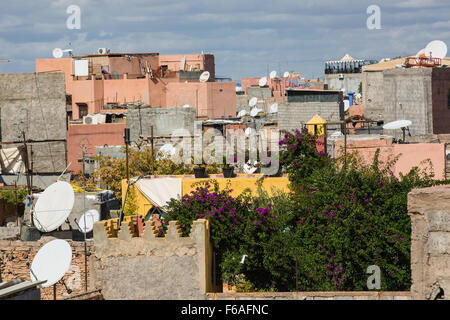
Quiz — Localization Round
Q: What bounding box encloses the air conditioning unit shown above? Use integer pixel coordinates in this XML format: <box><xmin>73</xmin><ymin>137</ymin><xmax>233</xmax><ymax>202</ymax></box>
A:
<box><xmin>83</xmin><ymin>115</ymin><xmax>98</xmax><ymax>125</ymax></box>
<box><xmin>338</xmin><ymin>73</ymin><xmax>344</xmax><ymax>80</ymax></box>
<box><xmin>97</xmin><ymin>48</ymin><xmax>110</xmax><ymax>54</ymax></box>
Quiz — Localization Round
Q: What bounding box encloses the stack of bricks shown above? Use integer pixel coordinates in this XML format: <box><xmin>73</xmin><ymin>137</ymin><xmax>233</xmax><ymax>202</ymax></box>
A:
<box><xmin>0</xmin><ymin>238</ymin><xmax>94</xmax><ymax>300</ymax></box>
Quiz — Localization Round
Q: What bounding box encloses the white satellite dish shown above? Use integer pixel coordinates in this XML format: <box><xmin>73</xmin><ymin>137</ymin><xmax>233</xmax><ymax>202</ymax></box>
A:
<box><xmin>269</xmin><ymin>70</ymin><xmax>277</xmax><ymax>79</ymax></box>
<box><xmin>330</xmin><ymin>131</ymin><xmax>344</xmax><ymax>137</ymax></box>
<box><xmin>245</xmin><ymin>127</ymin><xmax>253</xmax><ymax>136</ymax></box>
<box><xmin>269</xmin><ymin>103</ymin><xmax>278</xmax><ymax>113</ymax></box>
<box><xmin>248</xmin><ymin>97</ymin><xmax>258</xmax><ymax>107</ymax></box>
<box><xmin>182</xmin><ymin>104</ymin><xmax>191</xmax><ymax>108</ymax></box>
<box><xmin>159</xmin><ymin>143</ymin><xmax>176</xmax><ymax>156</ymax></box>
<box><xmin>258</xmin><ymin>77</ymin><xmax>267</xmax><ymax>87</ymax></box>
<box><xmin>243</xmin><ymin>161</ymin><xmax>258</xmax><ymax>174</ymax></box>
<box><xmin>199</xmin><ymin>71</ymin><xmax>210</xmax><ymax>82</ymax></box>
<box><xmin>52</xmin><ymin>48</ymin><xmax>63</xmax><ymax>59</ymax></box>
<box><xmin>78</xmin><ymin>209</ymin><xmax>100</xmax><ymax>233</ymax></box>
<box><xmin>33</xmin><ymin>181</ymin><xmax>75</xmax><ymax>233</ymax></box>
<box><xmin>424</xmin><ymin>40</ymin><xmax>448</xmax><ymax>59</ymax></box>
<box><xmin>237</xmin><ymin>110</ymin><xmax>247</xmax><ymax>118</ymax></box>
<box><xmin>344</xmin><ymin>100</ymin><xmax>350</xmax><ymax>112</ymax></box>
<box><xmin>30</xmin><ymin>239</ymin><xmax>72</xmax><ymax>288</ymax></box>
<box><xmin>283</xmin><ymin>71</ymin><xmax>290</xmax><ymax>78</ymax></box>
<box><xmin>250</xmin><ymin>107</ymin><xmax>262</xmax><ymax>117</ymax></box>
<box><xmin>383</xmin><ymin>120</ymin><xmax>412</xmax><ymax>130</ymax></box>
<box><xmin>416</xmin><ymin>48</ymin><xmax>426</xmax><ymax>57</ymax></box>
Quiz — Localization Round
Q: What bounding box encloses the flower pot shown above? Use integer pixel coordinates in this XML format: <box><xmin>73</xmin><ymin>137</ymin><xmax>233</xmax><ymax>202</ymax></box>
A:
<box><xmin>194</xmin><ymin>167</ymin><xmax>207</xmax><ymax>178</ymax></box>
<box><xmin>222</xmin><ymin>167</ymin><xmax>234</xmax><ymax>178</ymax></box>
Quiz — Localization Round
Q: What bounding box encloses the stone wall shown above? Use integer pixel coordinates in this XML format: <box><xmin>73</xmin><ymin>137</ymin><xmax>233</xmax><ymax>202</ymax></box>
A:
<box><xmin>0</xmin><ymin>73</ymin><xmax>67</xmax><ymax>173</ymax></box>
<box><xmin>91</xmin><ymin>219</ymin><xmax>213</xmax><ymax>299</ymax></box>
<box><xmin>278</xmin><ymin>102</ymin><xmax>343</xmax><ymax>131</ymax></box>
<box><xmin>408</xmin><ymin>184</ymin><xmax>450</xmax><ymax>300</ymax></box>
<box><xmin>0</xmin><ymin>238</ymin><xmax>93</xmax><ymax>300</ymax></box>
<box><xmin>207</xmin><ymin>291</ymin><xmax>411</xmax><ymax>300</ymax></box>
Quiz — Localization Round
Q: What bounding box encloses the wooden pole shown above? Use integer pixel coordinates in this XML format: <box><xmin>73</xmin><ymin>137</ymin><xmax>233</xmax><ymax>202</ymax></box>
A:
<box><xmin>150</xmin><ymin>126</ymin><xmax>154</xmax><ymax>174</ymax></box>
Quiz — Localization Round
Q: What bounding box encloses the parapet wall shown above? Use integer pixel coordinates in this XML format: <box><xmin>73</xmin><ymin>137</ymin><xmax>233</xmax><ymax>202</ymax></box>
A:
<box><xmin>408</xmin><ymin>184</ymin><xmax>450</xmax><ymax>299</ymax></box>
<box><xmin>92</xmin><ymin>219</ymin><xmax>213</xmax><ymax>300</ymax></box>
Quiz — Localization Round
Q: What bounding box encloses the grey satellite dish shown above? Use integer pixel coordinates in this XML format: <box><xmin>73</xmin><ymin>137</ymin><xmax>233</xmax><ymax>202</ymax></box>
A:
<box><xmin>52</xmin><ymin>48</ymin><xmax>63</xmax><ymax>59</ymax></box>
<box><xmin>78</xmin><ymin>209</ymin><xmax>100</xmax><ymax>233</ymax></box>
<box><xmin>258</xmin><ymin>77</ymin><xmax>267</xmax><ymax>87</ymax></box>
<box><xmin>237</xmin><ymin>110</ymin><xmax>247</xmax><ymax>118</ymax></box>
<box><xmin>199</xmin><ymin>71</ymin><xmax>210</xmax><ymax>82</ymax></box>
<box><xmin>269</xmin><ymin>70</ymin><xmax>277</xmax><ymax>79</ymax></box>
<box><xmin>248</xmin><ymin>97</ymin><xmax>258</xmax><ymax>107</ymax></box>
<box><xmin>283</xmin><ymin>71</ymin><xmax>289</xmax><ymax>78</ymax></box>
<box><xmin>33</xmin><ymin>181</ymin><xmax>75</xmax><ymax>233</ymax></box>
<box><xmin>30</xmin><ymin>239</ymin><xmax>72</xmax><ymax>288</ymax></box>
<box><xmin>425</xmin><ymin>40</ymin><xmax>448</xmax><ymax>59</ymax></box>
<box><xmin>269</xmin><ymin>103</ymin><xmax>278</xmax><ymax>113</ymax></box>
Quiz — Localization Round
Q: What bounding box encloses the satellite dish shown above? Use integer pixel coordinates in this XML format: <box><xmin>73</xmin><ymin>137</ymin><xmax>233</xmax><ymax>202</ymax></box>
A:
<box><xmin>237</xmin><ymin>110</ymin><xmax>247</xmax><ymax>118</ymax></box>
<box><xmin>30</xmin><ymin>239</ymin><xmax>72</xmax><ymax>288</ymax></box>
<box><xmin>425</xmin><ymin>40</ymin><xmax>448</xmax><ymax>59</ymax></box>
<box><xmin>199</xmin><ymin>71</ymin><xmax>210</xmax><ymax>82</ymax></box>
<box><xmin>258</xmin><ymin>77</ymin><xmax>267</xmax><ymax>87</ymax></box>
<box><xmin>159</xmin><ymin>143</ymin><xmax>176</xmax><ymax>156</ymax></box>
<box><xmin>248</xmin><ymin>97</ymin><xmax>258</xmax><ymax>107</ymax></box>
<box><xmin>52</xmin><ymin>48</ymin><xmax>63</xmax><ymax>59</ymax></box>
<box><xmin>269</xmin><ymin>103</ymin><xmax>278</xmax><ymax>113</ymax></box>
<box><xmin>383</xmin><ymin>120</ymin><xmax>412</xmax><ymax>130</ymax></box>
<box><xmin>245</xmin><ymin>127</ymin><xmax>253</xmax><ymax>136</ymax></box>
<box><xmin>330</xmin><ymin>131</ymin><xmax>343</xmax><ymax>137</ymax></box>
<box><xmin>78</xmin><ymin>209</ymin><xmax>100</xmax><ymax>233</ymax></box>
<box><xmin>283</xmin><ymin>72</ymin><xmax>290</xmax><ymax>78</ymax></box>
<box><xmin>344</xmin><ymin>100</ymin><xmax>350</xmax><ymax>112</ymax></box>
<box><xmin>341</xmin><ymin>88</ymin><xmax>346</xmax><ymax>93</ymax></box>
<box><xmin>250</xmin><ymin>107</ymin><xmax>262</xmax><ymax>117</ymax></box>
<box><xmin>182</xmin><ymin>104</ymin><xmax>191</xmax><ymax>108</ymax></box>
<box><xmin>269</xmin><ymin>70</ymin><xmax>277</xmax><ymax>79</ymax></box>
<box><xmin>243</xmin><ymin>161</ymin><xmax>258</xmax><ymax>174</ymax></box>
<box><xmin>33</xmin><ymin>181</ymin><xmax>75</xmax><ymax>232</ymax></box>
<box><xmin>416</xmin><ymin>48</ymin><xmax>426</xmax><ymax>57</ymax></box>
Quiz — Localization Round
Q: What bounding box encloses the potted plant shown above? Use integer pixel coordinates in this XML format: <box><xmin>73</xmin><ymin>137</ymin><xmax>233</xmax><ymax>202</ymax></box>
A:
<box><xmin>222</xmin><ymin>156</ymin><xmax>235</xmax><ymax>178</ymax></box>
<box><xmin>193</xmin><ymin>156</ymin><xmax>208</xmax><ymax>178</ymax></box>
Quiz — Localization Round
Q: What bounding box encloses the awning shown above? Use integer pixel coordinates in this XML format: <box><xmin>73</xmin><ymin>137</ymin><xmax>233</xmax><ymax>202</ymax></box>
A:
<box><xmin>134</xmin><ymin>178</ymin><xmax>182</xmax><ymax>208</ymax></box>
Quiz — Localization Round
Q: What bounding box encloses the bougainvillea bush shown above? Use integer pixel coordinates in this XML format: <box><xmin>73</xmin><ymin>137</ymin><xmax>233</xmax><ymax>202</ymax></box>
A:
<box><xmin>164</xmin><ymin>129</ymin><xmax>445</xmax><ymax>291</ymax></box>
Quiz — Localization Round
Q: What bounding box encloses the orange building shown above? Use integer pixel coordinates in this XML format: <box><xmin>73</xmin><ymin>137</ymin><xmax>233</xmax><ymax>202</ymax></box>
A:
<box><xmin>36</xmin><ymin>51</ymin><xmax>236</xmax><ymax>120</ymax></box>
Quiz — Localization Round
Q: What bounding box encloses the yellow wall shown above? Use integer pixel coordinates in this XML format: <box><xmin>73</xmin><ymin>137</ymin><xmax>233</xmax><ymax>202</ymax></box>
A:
<box><xmin>122</xmin><ymin>176</ymin><xmax>290</xmax><ymax>217</ymax></box>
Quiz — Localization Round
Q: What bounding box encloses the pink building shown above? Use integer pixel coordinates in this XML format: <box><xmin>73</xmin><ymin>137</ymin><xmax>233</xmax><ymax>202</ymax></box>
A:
<box><xmin>67</xmin><ymin>123</ymin><xmax>127</xmax><ymax>173</ymax></box>
<box><xmin>36</xmin><ymin>52</ymin><xmax>235</xmax><ymax>120</ymax></box>
<box><xmin>334</xmin><ymin>136</ymin><xmax>446</xmax><ymax>180</ymax></box>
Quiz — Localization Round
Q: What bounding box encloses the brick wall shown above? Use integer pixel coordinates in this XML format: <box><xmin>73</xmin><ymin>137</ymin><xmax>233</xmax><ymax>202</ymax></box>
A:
<box><xmin>0</xmin><ymin>238</ymin><xmax>93</xmax><ymax>300</ymax></box>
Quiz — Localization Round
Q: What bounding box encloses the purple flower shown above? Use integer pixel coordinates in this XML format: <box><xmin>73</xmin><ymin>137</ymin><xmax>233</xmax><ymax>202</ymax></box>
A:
<box><xmin>279</xmin><ymin>140</ymin><xmax>285</xmax><ymax>146</ymax></box>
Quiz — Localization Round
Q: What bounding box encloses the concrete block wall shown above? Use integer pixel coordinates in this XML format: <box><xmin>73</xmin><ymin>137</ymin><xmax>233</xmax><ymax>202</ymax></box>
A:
<box><xmin>0</xmin><ymin>73</ymin><xmax>67</xmax><ymax>173</ymax></box>
<box><xmin>324</xmin><ymin>73</ymin><xmax>362</xmax><ymax>93</ymax></box>
<box><xmin>0</xmin><ymin>238</ymin><xmax>94</xmax><ymax>300</ymax></box>
<box><xmin>91</xmin><ymin>219</ymin><xmax>213</xmax><ymax>299</ymax></box>
<box><xmin>362</xmin><ymin>71</ymin><xmax>385</xmax><ymax>121</ymax></box>
<box><xmin>408</xmin><ymin>184</ymin><xmax>450</xmax><ymax>300</ymax></box>
<box><xmin>383</xmin><ymin>68</ymin><xmax>433</xmax><ymax>137</ymax></box>
<box><xmin>278</xmin><ymin>102</ymin><xmax>342</xmax><ymax>132</ymax></box>
<box><xmin>126</xmin><ymin>106</ymin><xmax>196</xmax><ymax>143</ymax></box>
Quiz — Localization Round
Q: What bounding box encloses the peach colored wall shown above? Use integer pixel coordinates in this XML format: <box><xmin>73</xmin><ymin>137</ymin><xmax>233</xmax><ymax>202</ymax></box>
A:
<box><xmin>165</xmin><ymin>82</ymin><xmax>236</xmax><ymax>119</ymax></box>
<box><xmin>67</xmin><ymin>123</ymin><xmax>126</xmax><ymax>173</ymax></box>
<box><xmin>241</xmin><ymin>78</ymin><xmax>260</xmax><ymax>94</ymax></box>
<box><xmin>334</xmin><ymin>138</ymin><xmax>445</xmax><ymax>180</ymax></box>
<box><xmin>159</xmin><ymin>54</ymin><xmax>215</xmax><ymax>79</ymax></box>
<box><xmin>108</xmin><ymin>56</ymin><xmax>159</xmax><ymax>76</ymax></box>
<box><xmin>36</xmin><ymin>58</ymin><xmax>73</xmax><ymax>93</ymax></box>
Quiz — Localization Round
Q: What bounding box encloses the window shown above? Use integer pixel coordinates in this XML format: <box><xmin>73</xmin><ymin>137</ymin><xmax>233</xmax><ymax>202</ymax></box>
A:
<box><xmin>78</xmin><ymin>103</ymin><xmax>88</xmax><ymax>118</ymax></box>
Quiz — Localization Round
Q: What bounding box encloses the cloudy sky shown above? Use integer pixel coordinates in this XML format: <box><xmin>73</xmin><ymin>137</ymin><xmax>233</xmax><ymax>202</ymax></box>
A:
<box><xmin>0</xmin><ymin>0</ymin><xmax>449</xmax><ymax>81</ymax></box>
